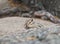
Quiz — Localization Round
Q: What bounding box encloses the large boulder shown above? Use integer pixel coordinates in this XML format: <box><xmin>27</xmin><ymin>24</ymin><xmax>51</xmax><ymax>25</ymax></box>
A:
<box><xmin>0</xmin><ymin>17</ymin><xmax>60</xmax><ymax>44</ymax></box>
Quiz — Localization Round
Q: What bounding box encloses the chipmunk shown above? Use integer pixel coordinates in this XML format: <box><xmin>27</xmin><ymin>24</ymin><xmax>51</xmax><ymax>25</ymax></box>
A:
<box><xmin>25</xmin><ymin>18</ymin><xmax>43</xmax><ymax>29</ymax></box>
<box><xmin>25</xmin><ymin>18</ymin><xmax>34</xmax><ymax>29</ymax></box>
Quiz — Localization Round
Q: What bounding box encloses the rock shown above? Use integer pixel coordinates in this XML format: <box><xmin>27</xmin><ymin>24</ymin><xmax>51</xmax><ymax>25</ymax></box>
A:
<box><xmin>0</xmin><ymin>0</ymin><xmax>10</xmax><ymax>10</ymax></box>
<box><xmin>34</xmin><ymin>10</ymin><xmax>60</xmax><ymax>23</ymax></box>
<box><xmin>22</xmin><ymin>13</ymin><xmax>31</xmax><ymax>17</ymax></box>
<box><xmin>0</xmin><ymin>17</ymin><xmax>60</xmax><ymax>44</ymax></box>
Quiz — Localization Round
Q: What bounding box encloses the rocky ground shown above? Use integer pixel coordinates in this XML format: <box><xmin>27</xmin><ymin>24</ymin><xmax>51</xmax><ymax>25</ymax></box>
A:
<box><xmin>0</xmin><ymin>17</ymin><xmax>60</xmax><ymax>44</ymax></box>
<box><xmin>0</xmin><ymin>0</ymin><xmax>60</xmax><ymax>18</ymax></box>
<box><xmin>0</xmin><ymin>0</ymin><xmax>60</xmax><ymax>44</ymax></box>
